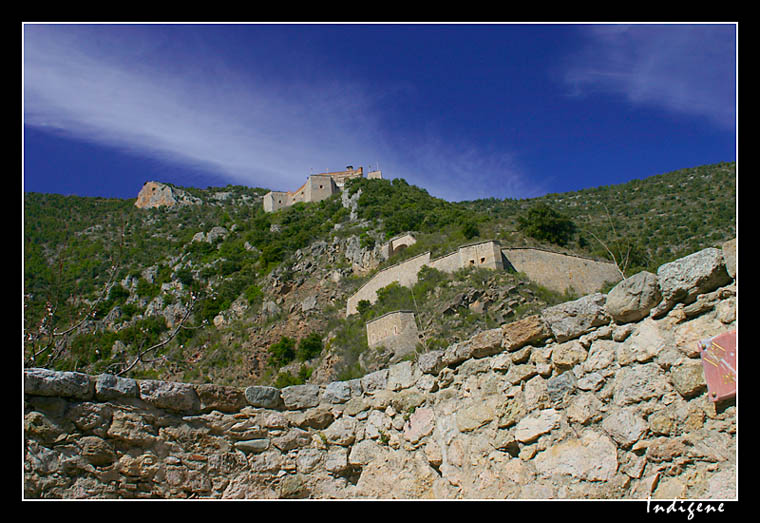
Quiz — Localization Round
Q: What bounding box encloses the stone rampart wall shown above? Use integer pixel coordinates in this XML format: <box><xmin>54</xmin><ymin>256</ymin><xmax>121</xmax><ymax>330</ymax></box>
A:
<box><xmin>366</xmin><ymin>311</ymin><xmax>419</xmax><ymax>361</ymax></box>
<box><xmin>502</xmin><ymin>247</ymin><xmax>622</xmax><ymax>295</ymax></box>
<box><xmin>24</xmin><ymin>241</ymin><xmax>738</xmax><ymax>499</ymax></box>
<box><xmin>346</xmin><ymin>241</ymin><xmax>504</xmax><ymax>316</ymax></box>
<box><xmin>346</xmin><ymin>252</ymin><xmax>432</xmax><ymax>316</ymax></box>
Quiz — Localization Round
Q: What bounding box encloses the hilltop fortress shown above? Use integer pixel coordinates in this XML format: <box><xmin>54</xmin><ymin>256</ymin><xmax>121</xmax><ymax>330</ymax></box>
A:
<box><xmin>263</xmin><ymin>166</ymin><xmax>382</xmax><ymax>213</ymax></box>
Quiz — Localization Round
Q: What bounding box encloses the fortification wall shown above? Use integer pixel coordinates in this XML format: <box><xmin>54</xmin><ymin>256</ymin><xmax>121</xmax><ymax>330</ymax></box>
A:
<box><xmin>304</xmin><ymin>175</ymin><xmax>337</xmax><ymax>203</ymax></box>
<box><xmin>427</xmin><ymin>251</ymin><xmax>460</xmax><ymax>273</ymax></box>
<box><xmin>366</xmin><ymin>311</ymin><xmax>419</xmax><ymax>361</ymax></box>
<box><xmin>346</xmin><ymin>252</ymin><xmax>431</xmax><ymax>316</ymax></box>
<box><xmin>263</xmin><ymin>191</ymin><xmax>290</xmax><ymax>213</ymax></box>
<box><xmin>263</xmin><ymin>167</ymin><xmax>360</xmax><ymax>213</ymax></box>
<box><xmin>459</xmin><ymin>241</ymin><xmax>504</xmax><ymax>270</ymax></box>
<box><xmin>503</xmin><ymin>248</ymin><xmax>622</xmax><ymax>296</ymax></box>
<box><xmin>347</xmin><ymin>241</ymin><xmax>504</xmax><ymax>316</ymax></box>
<box><xmin>24</xmin><ymin>241</ymin><xmax>738</xmax><ymax>500</ymax></box>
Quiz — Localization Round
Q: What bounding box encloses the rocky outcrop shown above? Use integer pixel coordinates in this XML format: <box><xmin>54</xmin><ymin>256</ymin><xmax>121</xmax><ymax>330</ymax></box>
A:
<box><xmin>135</xmin><ymin>182</ymin><xmax>202</xmax><ymax>209</ymax></box>
<box><xmin>24</xmin><ymin>242</ymin><xmax>737</xmax><ymax>499</ymax></box>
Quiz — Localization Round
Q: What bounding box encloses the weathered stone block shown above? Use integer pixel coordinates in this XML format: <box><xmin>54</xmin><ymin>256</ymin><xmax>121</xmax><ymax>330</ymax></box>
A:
<box><xmin>601</xmin><ymin>408</ymin><xmax>647</xmax><ymax>448</ymax></box>
<box><xmin>321</xmin><ymin>381</ymin><xmax>352</xmax><ymax>404</ymax></box>
<box><xmin>95</xmin><ymin>374</ymin><xmax>138</xmax><ymax>401</ymax></box>
<box><xmin>501</xmin><ymin>314</ymin><xmax>551</xmax><ymax>351</ymax></box>
<box><xmin>541</xmin><ymin>293</ymin><xmax>611</xmax><ymax>343</ymax></box>
<box><xmin>403</xmin><ymin>407</ymin><xmax>435</xmax><ymax>443</ymax></box>
<box><xmin>533</xmin><ymin>430</ymin><xmax>618</xmax><ymax>481</ymax></box>
<box><xmin>655</xmin><ymin>247</ymin><xmax>731</xmax><ymax>313</ymax></box>
<box><xmin>441</xmin><ymin>341</ymin><xmax>474</xmax><ymax>368</ymax></box>
<box><xmin>722</xmin><ymin>238</ymin><xmax>736</xmax><ymax>280</ymax></box>
<box><xmin>195</xmin><ymin>383</ymin><xmax>247</xmax><ymax>413</ymax></box>
<box><xmin>417</xmin><ymin>350</ymin><xmax>445</xmax><ymax>375</ymax></box>
<box><xmin>612</xmin><ymin>363</ymin><xmax>669</xmax><ymax>406</ymax></box>
<box><xmin>546</xmin><ymin>371</ymin><xmax>576</xmax><ymax>404</ymax></box>
<box><xmin>551</xmin><ymin>340</ymin><xmax>588</xmax><ymax>370</ymax></box>
<box><xmin>387</xmin><ymin>360</ymin><xmax>418</xmax><ymax>391</ymax></box>
<box><xmin>360</xmin><ymin>369</ymin><xmax>388</xmax><ymax>394</ymax></box>
<box><xmin>281</xmin><ymin>384</ymin><xmax>321</xmax><ymax>410</ymax></box>
<box><xmin>467</xmin><ymin>327</ymin><xmax>504</xmax><ymax>358</ymax></box>
<box><xmin>138</xmin><ymin>380</ymin><xmax>200</xmax><ymax>412</ymax></box>
<box><xmin>25</xmin><ymin>368</ymin><xmax>94</xmax><ymax>400</ymax></box>
<box><xmin>606</xmin><ymin>271</ymin><xmax>662</xmax><ymax>324</ymax></box>
<box><xmin>245</xmin><ymin>386</ymin><xmax>284</xmax><ymax>409</ymax></box>
<box><xmin>670</xmin><ymin>360</ymin><xmax>707</xmax><ymax>398</ymax></box>
<box><xmin>234</xmin><ymin>439</ymin><xmax>270</xmax><ymax>454</ymax></box>
<box><xmin>514</xmin><ymin>408</ymin><xmax>560</xmax><ymax>443</ymax></box>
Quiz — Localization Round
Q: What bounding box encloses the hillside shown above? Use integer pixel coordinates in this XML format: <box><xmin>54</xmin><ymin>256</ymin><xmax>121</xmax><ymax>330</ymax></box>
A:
<box><xmin>23</xmin><ymin>162</ymin><xmax>737</xmax><ymax>390</ymax></box>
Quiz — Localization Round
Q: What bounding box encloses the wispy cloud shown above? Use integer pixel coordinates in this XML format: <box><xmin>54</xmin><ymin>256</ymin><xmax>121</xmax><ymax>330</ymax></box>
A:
<box><xmin>561</xmin><ymin>24</ymin><xmax>736</xmax><ymax>130</ymax></box>
<box><xmin>23</xmin><ymin>24</ymin><xmax>541</xmax><ymax>201</ymax></box>
<box><xmin>23</xmin><ymin>24</ymin><xmax>390</xmax><ymax>192</ymax></box>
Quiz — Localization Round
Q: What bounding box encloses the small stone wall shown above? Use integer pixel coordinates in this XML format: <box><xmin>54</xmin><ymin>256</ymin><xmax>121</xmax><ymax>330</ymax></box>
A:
<box><xmin>366</xmin><ymin>311</ymin><xmax>419</xmax><ymax>363</ymax></box>
<box><xmin>24</xmin><ymin>241</ymin><xmax>737</xmax><ymax>499</ymax></box>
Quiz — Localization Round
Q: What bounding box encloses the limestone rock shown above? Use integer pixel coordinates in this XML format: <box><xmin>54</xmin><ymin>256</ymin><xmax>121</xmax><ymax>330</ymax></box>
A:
<box><xmin>135</xmin><ymin>181</ymin><xmax>201</xmax><ymax>209</ymax></box>
<box><xmin>321</xmin><ymin>381</ymin><xmax>352</xmax><ymax>404</ymax></box>
<box><xmin>138</xmin><ymin>380</ymin><xmax>200</xmax><ymax>412</ymax></box>
<box><xmin>612</xmin><ymin>363</ymin><xmax>669</xmax><ymax>406</ymax></box>
<box><xmin>722</xmin><ymin>238</ymin><xmax>737</xmax><ymax>280</ymax></box>
<box><xmin>25</xmin><ymin>368</ymin><xmax>94</xmax><ymax>400</ymax></box>
<box><xmin>514</xmin><ymin>408</ymin><xmax>560</xmax><ymax>443</ymax></box>
<box><xmin>195</xmin><ymin>383</ymin><xmax>247</xmax><ymax>413</ymax></box>
<box><xmin>501</xmin><ymin>314</ymin><xmax>551</xmax><ymax>351</ymax></box>
<box><xmin>245</xmin><ymin>386</ymin><xmax>284</xmax><ymax>409</ymax></box>
<box><xmin>601</xmin><ymin>408</ymin><xmax>648</xmax><ymax>448</ymax></box>
<box><xmin>349</xmin><ymin>439</ymin><xmax>383</xmax><ymax>466</ymax></box>
<box><xmin>551</xmin><ymin>340</ymin><xmax>588</xmax><ymax>370</ymax></box>
<box><xmin>94</xmin><ymin>374</ymin><xmax>138</xmax><ymax>401</ymax></box>
<box><xmin>417</xmin><ymin>350</ymin><xmax>445</xmax><ymax>375</ymax></box>
<box><xmin>670</xmin><ymin>360</ymin><xmax>707</xmax><ymax>398</ymax></box>
<box><xmin>534</xmin><ymin>430</ymin><xmax>618</xmax><ymax>482</ymax></box>
<box><xmin>606</xmin><ymin>271</ymin><xmax>662</xmax><ymax>324</ymax></box>
<box><xmin>655</xmin><ymin>247</ymin><xmax>731</xmax><ymax>314</ymax></box>
<box><xmin>403</xmin><ymin>407</ymin><xmax>435</xmax><ymax>443</ymax></box>
<box><xmin>541</xmin><ymin>293</ymin><xmax>611</xmax><ymax>342</ymax></box>
<box><xmin>281</xmin><ymin>384</ymin><xmax>321</xmax><ymax>410</ymax></box>
<box><xmin>466</xmin><ymin>328</ymin><xmax>503</xmax><ymax>358</ymax></box>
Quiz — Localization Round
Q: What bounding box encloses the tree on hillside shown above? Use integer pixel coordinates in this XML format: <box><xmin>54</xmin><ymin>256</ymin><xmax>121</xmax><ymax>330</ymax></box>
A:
<box><xmin>517</xmin><ymin>203</ymin><xmax>576</xmax><ymax>247</ymax></box>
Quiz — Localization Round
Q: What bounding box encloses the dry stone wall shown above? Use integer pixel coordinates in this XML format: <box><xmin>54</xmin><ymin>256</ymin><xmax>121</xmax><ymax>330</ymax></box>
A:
<box><xmin>24</xmin><ymin>241</ymin><xmax>737</xmax><ymax>499</ymax></box>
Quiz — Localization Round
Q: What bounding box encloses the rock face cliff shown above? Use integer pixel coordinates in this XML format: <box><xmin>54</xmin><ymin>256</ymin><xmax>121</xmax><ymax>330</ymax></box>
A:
<box><xmin>23</xmin><ymin>241</ymin><xmax>737</xmax><ymax>499</ymax></box>
<box><xmin>134</xmin><ymin>181</ymin><xmax>202</xmax><ymax>209</ymax></box>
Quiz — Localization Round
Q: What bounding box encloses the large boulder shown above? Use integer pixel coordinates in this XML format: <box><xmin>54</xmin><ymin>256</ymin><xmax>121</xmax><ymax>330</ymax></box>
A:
<box><xmin>654</xmin><ymin>247</ymin><xmax>731</xmax><ymax>315</ymax></box>
<box><xmin>606</xmin><ymin>271</ymin><xmax>662</xmax><ymax>324</ymax></box>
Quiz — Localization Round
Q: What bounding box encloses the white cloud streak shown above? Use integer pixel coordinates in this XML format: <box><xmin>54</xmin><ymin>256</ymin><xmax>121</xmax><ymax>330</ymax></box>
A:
<box><xmin>23</xmin><ymin>24</ymin><xmax>390</xmax><ymax>192</ymax></box>
<box><xmin>22</xmin><ymin>24</ymin><xmax>542</xmax><ymax>201</ymax></box>
<box><xmin>561</xmin><ymin>24</ymin><xmax>736</xmax><ymax>130</ymax></box>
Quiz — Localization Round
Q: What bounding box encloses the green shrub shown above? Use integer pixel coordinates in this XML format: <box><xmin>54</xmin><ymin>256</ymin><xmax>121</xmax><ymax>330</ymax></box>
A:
<box><xmin>297</xmin><ymin>332</ymin><xmax>323</xmax><ymax>361</ymax></box>
<box><xmin>517</xmin><ymin>203</ymin><xmax>576</xmax><ymax>246</ymax></box>
<box><xmin>268</xmin><ymin>336</ymin><xmax>296</xmax><ymax>368</ymax></box>
<box><xmin>244</xmin><ymin>284</ymin><xmax>263</xmax><ymax>305</ymax></box>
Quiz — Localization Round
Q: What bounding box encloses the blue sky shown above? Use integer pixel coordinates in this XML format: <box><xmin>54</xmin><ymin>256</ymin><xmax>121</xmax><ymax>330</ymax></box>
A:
<box><xmin>22</xmin><ymin>22</ymin><xmax>737</xmax><ymax>202</ymax></box>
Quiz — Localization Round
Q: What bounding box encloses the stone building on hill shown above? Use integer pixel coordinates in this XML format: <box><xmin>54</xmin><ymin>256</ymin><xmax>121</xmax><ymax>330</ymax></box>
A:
<box><xmin>263</xmin><ymin>166</ymin><xmax>382</xmax><ymax>213</ymax></box>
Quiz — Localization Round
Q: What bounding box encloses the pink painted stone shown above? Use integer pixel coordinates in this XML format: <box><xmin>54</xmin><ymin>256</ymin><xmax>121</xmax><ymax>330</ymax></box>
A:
<box><xmin>699</xmin><ymin>330</ymin><xmax>737</xmax><ymax>402</ymax></box>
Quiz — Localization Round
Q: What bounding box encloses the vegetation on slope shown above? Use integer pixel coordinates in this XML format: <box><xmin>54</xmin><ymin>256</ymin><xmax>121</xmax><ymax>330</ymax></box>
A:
<box><xmin>23</xmin><ymin>162</ymin><xmax>736</xmax><ymax>387</ymax></box>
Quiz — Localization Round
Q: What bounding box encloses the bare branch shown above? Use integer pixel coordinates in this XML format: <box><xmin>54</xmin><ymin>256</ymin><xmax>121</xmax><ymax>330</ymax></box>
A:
<box><xmin>116</xmin><ymin>296</ymin><xmax>196</xmax><ymax>377</ymax></box>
